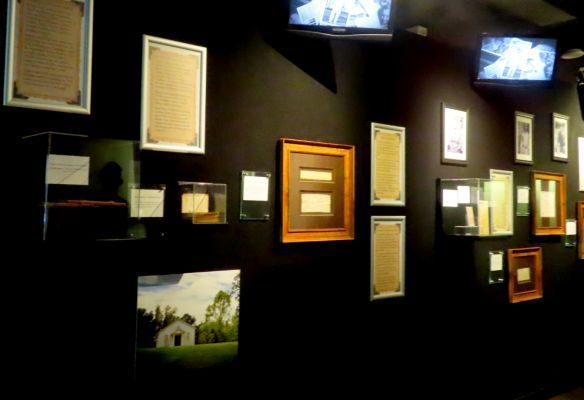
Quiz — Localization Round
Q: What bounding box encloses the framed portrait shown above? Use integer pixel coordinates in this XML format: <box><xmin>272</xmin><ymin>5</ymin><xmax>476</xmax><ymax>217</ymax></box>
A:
<box><xmin>371</xmin><ymin>123</ymin><xmax>405</xmax><ymax>206</ymax></box>
<box><xmin>280</xmin><ymin>138</ymin><xmax>355</xmax><ymax>243</ymax></box>
<box><xmin>531</xmin><ymin>171</ymin><xmax>566</xmax><ymax>235</ymax></box>
<box><xmin>514</xmin><ymin>111</ymin><xmax>534</xmax><ymax>164</ymax></box>
<box><xmin>578</xmin><ymin>201</ymin><xmax>584</xmax><ymax>259</ymax></box>
<box><xmin>371</xmin><ymin>216</ymin><xmax>405</xmax><ymax>300</ymax></box>
<box><xmin>489</xmin><ymin>169</ymin><xmax>514</xmax><ymax>236</ymax></box>
<box><xmin>141</xmin><ymin>35</ymin><xmax>207</xmax><ymax>154</ymax></box>
<box><xmin>441</xmin><ymin>103</ymin><xmax>468</xmax><ymax>165</ymax></box>
<box><xmin>507</xmin><ymin>247</ymin><xmax>543</xmax><ymax>304</ymax></box>
<box><xmin>3</xmin><ymin>0</ymin><xmax>93</xmax><ymax>114</ymax></box>
<box><xmin>552</xmin><ymin>113</ymin><xmax>569</xmax><ymax>162</ymax></box>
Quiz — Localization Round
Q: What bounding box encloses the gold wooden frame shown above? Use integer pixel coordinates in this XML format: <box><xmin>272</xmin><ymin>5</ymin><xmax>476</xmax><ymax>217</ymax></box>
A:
<box><xmin>531</xmin><ymin>171</ymin><xmax>566</xmax><ymax>236</ymax></box>
<box><xmin>280</xmin><ymin>138</ymin><xmax>355</xmax><ymax>243</ymax></box>
<box><xmin>508</xmin><ymin>247</ymin><xmax>543</xmax><ymax>304</ymax></box>
<box><xmin>578</xmin><ymin>202</ymin><xmax>584</xmax><ymax>259</ymax></box>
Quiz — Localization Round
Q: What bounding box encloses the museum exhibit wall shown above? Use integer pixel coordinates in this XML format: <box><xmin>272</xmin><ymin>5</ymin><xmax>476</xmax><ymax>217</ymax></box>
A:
<box><xmin>3</xmin><ymin>2</ymin><xmax>582</xmax><ymax>395</ymax></box>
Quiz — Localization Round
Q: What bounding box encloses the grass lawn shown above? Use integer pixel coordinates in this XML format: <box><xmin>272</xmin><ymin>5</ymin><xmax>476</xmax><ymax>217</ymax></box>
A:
<box><xmin>136</xmin><ymin>342</ymin><xmax>238</xmax><ymax>376</ymax></box>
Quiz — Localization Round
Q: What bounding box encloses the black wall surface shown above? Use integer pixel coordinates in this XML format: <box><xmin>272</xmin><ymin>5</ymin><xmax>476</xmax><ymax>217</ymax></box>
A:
<box><xmin>4</xmin><ymin>2</ymin><xmax>583</xmax><ymax>397</ymax></box>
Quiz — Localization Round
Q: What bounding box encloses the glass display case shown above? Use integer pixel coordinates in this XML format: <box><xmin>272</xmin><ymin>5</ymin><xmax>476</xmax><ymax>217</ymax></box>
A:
<box><xmin>440</xmin><ymin>178</ymin><xmax>508</xmax><ymax>237</ymax></box>
<box><xmin>21</xmin><ymin>132</ymin><xmax>141</xmax><ymax>240</ymax></box>
<box><xmin>179</xmin><ymin>182</ymin><xmax>227</xmax><ymax>224</ymax></box>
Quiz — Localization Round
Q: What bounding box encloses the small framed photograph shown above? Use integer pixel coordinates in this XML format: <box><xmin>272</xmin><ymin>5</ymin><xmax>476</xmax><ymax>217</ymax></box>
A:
<box><xmin>489</xmin><ymin>169</ymin><xmax>514</xmax><ymax>236</ymax></box>
<box><xmin>441</xmin><ymin>103</ymin><xmax>468</xmax><ymax>165</ymax></box>
<box><xmin>371</xmin><ymin>123</ymin><xmax>405</xmax><ymax>206</ymax></box>
<box><xmin>552</xmin><ymin>113</ymin><xmax>569</xmax><ymax>162</ymax></box>
<box><xmin>371</xmin><ymin>216</ymin><xmax>405</xmax><ymax>300</ymax></box>
<box><xmin>141</xmin><ymin>35</ymin><xmax>207</xmax><ymax>154</ymax></box>
<box><xmin>514</xmin><ymin>111</ymin><xmax>534</xmax><ymax>164</ymax></box>
<box><xmin>531</xmin><ymin>171</ymin><xmax>567</xmax><ymax>236</ymax></box>
<box><xmin>280</xmin><ymin>138</ymin><xmax>355</xmax><ymax>243</ymax></box>
<box><xmin>507</xmin><ymin>247</ymin><xmax>543</xmax><ymax>303</ymax></box>
<box><xmin>3</xmin><ymin>0</ymin><xmax>93</xmax><ymax>114</ymax></box>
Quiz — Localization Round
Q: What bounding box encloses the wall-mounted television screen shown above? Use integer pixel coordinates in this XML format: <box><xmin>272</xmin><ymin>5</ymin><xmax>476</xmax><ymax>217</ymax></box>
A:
<box><xmin>288</xmin><ymin>0</ymin><xmax>394</xmax><ymax>38</ymax></box>
<box><xmin>476</xmin><ymin>35</ymin><xmax>558</xmax><ymax>83</ymax></box>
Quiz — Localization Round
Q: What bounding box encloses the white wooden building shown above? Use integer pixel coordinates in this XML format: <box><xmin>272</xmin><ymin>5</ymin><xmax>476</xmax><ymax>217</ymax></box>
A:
<box><xmin>155</xmin><ymin>320</ymin><xmax>195</xmax><ymax>348</ymax></box>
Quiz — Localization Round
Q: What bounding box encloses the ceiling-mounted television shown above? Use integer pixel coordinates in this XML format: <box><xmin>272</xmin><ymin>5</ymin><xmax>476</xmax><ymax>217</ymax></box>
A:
<box><xmin>475</xmin><ymin>35</ymin><xmax>558</xmax><ymax>84</ymax></box>
<box><xmin>288</xmin><ymin>0</ymin><xmax>395</xmax><ymax>39</ymax></box>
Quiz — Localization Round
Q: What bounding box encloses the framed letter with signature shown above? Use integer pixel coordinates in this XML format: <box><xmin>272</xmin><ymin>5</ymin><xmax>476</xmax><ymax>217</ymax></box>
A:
<box><xmin>508</xmin><ymin>247</ymin><xmax>543</xmax><ymax>303</ymax></box>
<box><xmin>280</xmin><ymin>138</ymin><xmax>355</xmax><ymax>243</ymax></box>
<box><xmin>371</xmin><ymin>123</ymin><xmax>405</xmax><ymax>206</ymax></box>
<box><xmin>3</xmin><ymin>0</ymin><xmax>93</xmax><ymax>114</ymax></box>
<box><xmin>531</xmin><ymin>171</ymin><xmax>566</xmax><ymax>235</ymax></box>
<box><xmin>141</xmin><ymin>35</ymin><xmax>207</xmax><ymax>154</ymax></box>
<box><xmin>371</xmin><ymin>216</ymin><xmax>405</xmax><ymax>300</ymax></box>
<box><xmin>441</xmin><ymin>103</ymin><xmax>468</xmax><ymax>165</ymax></box>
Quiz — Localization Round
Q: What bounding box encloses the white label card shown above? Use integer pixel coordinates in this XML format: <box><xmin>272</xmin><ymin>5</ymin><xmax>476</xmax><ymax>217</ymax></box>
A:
<box><xmin>457</xmin><ymin>186</ymin><xmax>471</xmax><ymax>204</ymax></box>
<box><xmin>490</xmin><ymin>253</ymin><xmax>503</xmax><ymax>271</ymax></box>
<box><xmin>243</xmin><ymin>176</ymin><xmax>269</xmax><ymax>202</ymax></box>
<box><xmin>130</xmin><ymin>189</ymin><xmax>165</xmax><ymax>218</ymax></box>
<box><xmin>517</xmin><ymin>188</ymin><xmax>529</xmax><ymax>204</ymax></box>
<box><xmin>46</xmin><ymin>154</ymin><xmax>90</xmax><ymax>185</ymax></box>
<box><xmin>443</xmin><ymin>189</ymin><xmax>459</xmax><ymax>208</ymax></box>
<box><xmin>566</xmin><ymin>220</ymin><xmax>577</xmax><ymax>236</ymax></box>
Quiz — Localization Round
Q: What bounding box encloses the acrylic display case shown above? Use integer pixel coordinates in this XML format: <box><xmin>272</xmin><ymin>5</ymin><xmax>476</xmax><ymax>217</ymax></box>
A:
<box><xmin>179</xmin><ymin>182</ymin><xmax>227</xmax><ymax>224</ymax></box>
<box><xmin>21</xmin><ymin>132</ymin><xmax>141</xmax><ymax>240</ymax></box>
<box><xmin>440</xmin><ymin>178</ymin><xmax>511</xmax><ymax>237</ymax></box>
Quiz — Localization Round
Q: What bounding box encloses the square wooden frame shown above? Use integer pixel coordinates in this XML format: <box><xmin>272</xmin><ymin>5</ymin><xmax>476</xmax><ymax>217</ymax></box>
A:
<box><xmin>508</xmin><ymin>247</ymin><xmax>543</xmax><ymax>304</ymax></box>
<box><xmin>552</xmin><ymin>113</ymin><xmax>569</xmax><ymax>162</ymax></box>
<box><xmin>514</xmin><ymin>111</ymin><xmax>534</xmax><ymax>165</ymax></box>
<box><xmin>280</xmin><ymin>138</ymin><xmax>355</xmax><ymax>243</ymax></box>
<box><xmin>370</xmin><ymin>122</ymin><xmax>406</xmax><ymax>206</ymax></box>
<box><xmin>3</xmin><ymin>0</ymin><xmax>93</xmax><ymax>114</ymax></box>
<box><xmin>370</xmin><ymin>216</ymin><xmax>406</xmax><ymax>300</ymax></box>
<box><xmin>441</xmin><ymin>103</ymin><xmax>468</xmax><ymax>165</ymax></box>
<box><xmin>531</xmin><ymin>171</ymin><xmax>566</xmax><ymax>235</ymax></box>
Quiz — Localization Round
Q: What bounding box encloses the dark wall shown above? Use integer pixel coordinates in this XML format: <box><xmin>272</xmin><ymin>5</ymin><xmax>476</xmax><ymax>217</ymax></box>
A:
<box><xmin>5</xmin><ymin>2</ymin><xmax>583</xmax><ymax>397</ymax></box>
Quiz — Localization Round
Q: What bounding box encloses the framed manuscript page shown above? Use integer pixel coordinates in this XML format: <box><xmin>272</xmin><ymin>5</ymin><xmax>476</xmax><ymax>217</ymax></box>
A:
<box><xmin>489</xmin><ymin>169</ymin><xmax>514</xmax><ymax>236</ymax></box>
<box><xmin>507</xmin><ymin>247</ymin><xmax>543</xmax><ymax>304</ymax></box>
<box><xmin>371</xmin><ymin>123</ymin><xmax>405</xmax><ymax>206</ymax></box>
<box><xmin>371</xmin><ymin>216</ymin><xmax>405</xmax><ymax>300</ymax></box>
<box><xmin>578</xmin><ymin>201</ymin><xmax>584</xmax><ymax>259</ymax></box>
<box><xmin>141</xmin><ymin>35</ymin><xmax>206</xmax><ymax>154</ymax></box>
<box><xmin>531</xmin><ymin>171</ymin><xmax>566</xmax><ymax>235</ymax></box>
<box><xmin>280</xmin><ymin>138</ymin><xmax>354</xmax><ymax>243</ymax></box>
<box><xmin>3</xmin><ymin>0</ymin><xmax>93</xmax><ymax>114</ymax></box>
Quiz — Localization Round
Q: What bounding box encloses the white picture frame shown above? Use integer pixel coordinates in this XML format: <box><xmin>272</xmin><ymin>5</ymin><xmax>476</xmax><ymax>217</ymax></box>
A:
<box><xmin>141</xmin><ymin>35</ymin><xmax>207</xmax><ymax>154</ymax></box>
<box><xmin>441</xmin><ymin>103</ymin><xmax>468</xmax><ymax>165</ymax></box>
<box><xmin>579</xmin><ymin>137</ymin><xmax>584</xmax><ymax>192</ymax></box>
<box><xmin>371</xmin><ymin>216</ymin><xmax>405</xmax><ymax>300</ymax></box>
<box><xmin>3</xmin><ymin>0</ymin><xmax>93</xmax><ymax>114</ymax></box>
<box><xmin>552</xmin><ymin>113</ymin><xmax>569</xmax><ymax>162</ymax></box>
<box><xmin>514</xmin><ymin>111</ymin><xmax>534</xmax><ymax>165</ymax></box>
<box><xmin>371</xmin><ymin>122</ymin><xmax>406</xmax><ymax>206</ymax></box>
<box><xmin>489</xmin><ymin>169</ymin><xmax>514</xmax><ymax>236</ymax></box>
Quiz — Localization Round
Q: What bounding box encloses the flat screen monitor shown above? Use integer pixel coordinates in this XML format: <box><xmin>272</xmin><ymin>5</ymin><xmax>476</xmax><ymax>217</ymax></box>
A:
<box><xmin>288</xmin><ymin>0</ymin><xmax>394</xmax><ymax>38</ymax></box>
<box><xmin>476</xmin><ymin>35</ymin><xmax>558</xmax><ymax>83</ymax></box>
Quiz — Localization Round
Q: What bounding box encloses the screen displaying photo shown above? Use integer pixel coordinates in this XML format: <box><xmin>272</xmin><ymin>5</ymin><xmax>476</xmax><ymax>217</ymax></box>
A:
<box><xmin>477</xmin><ymin>37</ymin><xmax>557</xmax><ymax>81</ymax></box>
<box><xmin>289</xmin><ymin>0</ymin><xmax>392</xmax><ymax>29</ymax></box>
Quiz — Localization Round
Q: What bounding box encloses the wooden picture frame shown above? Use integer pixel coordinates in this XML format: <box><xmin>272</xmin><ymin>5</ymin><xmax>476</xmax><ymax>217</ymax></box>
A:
<box><xmin>508</xmin><ymin>247</ymin><xmax>543</xmax><ymax>303</ymax></box>
<box><xmin>141</xmin><ymin>35</ymin><xmax>207</xmax><ymax>154</ymax></box>
<box><xmin>280</xmin><ymin>138</ymin><xmax>355</xmax><ymax>243</ymax></box>
<box><xmin>514</xmin><ymin>111</ymin><xmax>534</xmax><ymax>165</ymax></box>
<box><xmin>578</xmin><ymin>201</ymin><xmax>584</xmax><ymax>259</ymax></box>
<box><xmin>441</xmin><ymin>103</ymin><xmax>468</xmax><ymax>165</ymax></box>
<box><xmin>371</xmin><ymin>216</ymin><xmax>405</xmax><ymax>300</ymax></box>
<box><xmin>489</xmin><ymin>169</ymin><xmax>514</xmax><ymax>236</ymax></box>
<box><xmin>531</xmin><ymin>171</ymin><xmax>567</xmax><ymax>235</ymax></box>
<box><xmin>371</xmin><ymin>122</ymin><xmax>405</xmax><ymax>206</ymax></box>
<box><xmin>552</xmin><ymin>113</ymin><xmax>569</xmax><ymax>162</ymax></box>
<box><xmin>3</xmin><ymin>0</ymin><xmax>93</xmax><ymax>114</ymax></box>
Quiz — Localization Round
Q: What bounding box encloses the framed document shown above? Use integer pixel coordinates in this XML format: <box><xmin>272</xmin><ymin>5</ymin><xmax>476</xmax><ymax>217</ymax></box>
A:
<box><xmin>516</xmin><ymin>186</ymin><xmax>530</xmax><ymax>217</ymax></box>
<box><xmin>371</xmin><ymin>216</ymin><xmax>405</xmax><ymax>300</ymax></box>
<box><xmin>488</xmin><ymin>250</ymin><xmax>504</xmax><ymax>285</ymax></box>
<box><xmin>531</xmin><ymin>171</ymin><xmax>566</xmax><ymax>236</ymax></box>
<box><xmin>489</xmin><ymin>169</ymin><xmax>513</xmax><ymax>236</ymax></box>
<box><xmin>441</xmin><ymin>103</ymin><xmax>468</xmax><ymax>165</ymax></box>
<box><xmin>371</xmin><ymin>123</ymin><xmax>405</xmax><ymax>206</ymax></box>
<box><xmin>515</xmin><ymin>111</ymin><xmax>534</xmax><ymax>164</ymax></box>
<box><xmin>280</xmin><ymin>138</ymin><xmax>355</xmax><ymax>243</ymax></box>
<box><xmin>3</xmin><ymin>0</ymin><xmax>93</xmax><ymax>114</ymax></box>
<box><xmin>578</xmin><ymin>201</ymin><xmax>584</xmax><ymax>259</ymax></box>
<box><xmin>552</xmin><ymin>113</ymin><xmax>569</xmax><ymax>162</ymax></box>
<box><xmin>240</xmin><ymin>170</ymin><xmax>271</xmax><ymax>221</ymax></box>
<box><xmin>141</xmin><ymin>35</ymin><xmax>207</xmax><ymax>154</ymax></box>
<box><xmin>579</xmin><ymin>137</ymin><xmax>584</xmax><ymax>192</ymax></box>
<box><xmin>507</xmin><ymin>247</ymin><xmax>543</xmax><ymax>303</ymax></box>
